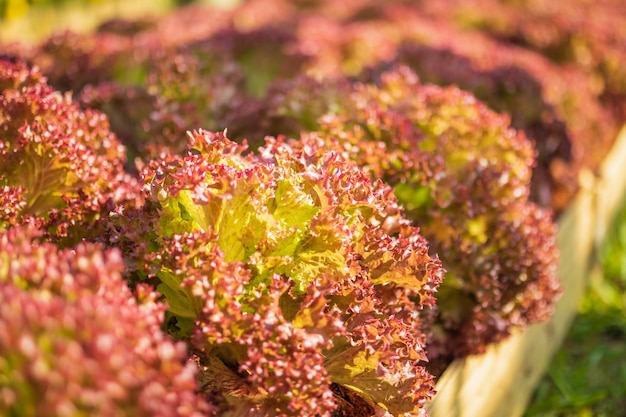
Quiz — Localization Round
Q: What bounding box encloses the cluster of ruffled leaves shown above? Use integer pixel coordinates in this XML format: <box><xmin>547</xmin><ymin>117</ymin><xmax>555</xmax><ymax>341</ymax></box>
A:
<box><xmin>260</xmin><ymin>65</ymin><xmax>560</xmax><ymax>362</ymax></box>
<box><xmin>0</xmin><ymin>57</ymin><xmax>141</xmax><ymax>244</ymax></box>
<box><xmin>119</xmin><ymin>129</ymin><xmax>443</xmax><ymax>416</ymax></box>
<box><xmin>0</xmin><ymin>226</ymin><xmax>212</xmax><ymax>417</ymax></box>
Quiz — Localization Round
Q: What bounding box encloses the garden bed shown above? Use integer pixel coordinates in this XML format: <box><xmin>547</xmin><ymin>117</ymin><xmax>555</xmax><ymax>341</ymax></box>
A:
<box><xmin>428</xmin><ymin>124</ymin><xmax>626</xmax><ymax>417</ymax></box>
<box><xmin>2</xmin><ymin>1</ymin><xmax>626</xmax><ymax>416</ymax></box>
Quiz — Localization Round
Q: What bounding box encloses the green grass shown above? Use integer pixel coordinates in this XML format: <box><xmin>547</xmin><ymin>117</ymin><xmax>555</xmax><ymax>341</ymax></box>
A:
<box><xmin>525</xmin><ymin>198</ymin><xmax>626</xmax><ymax>417</ymax></box>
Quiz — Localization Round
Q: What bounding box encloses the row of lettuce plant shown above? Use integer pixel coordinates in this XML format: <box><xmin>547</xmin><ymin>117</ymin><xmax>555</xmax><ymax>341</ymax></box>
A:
<box><xmin>3</xmin><ymin>0</ymin><xmax>623</xmax><ymax>415</ymax></box>
<box><xmin>1</xmin><ymin>57</ymin><xmax>444</xmax><ymax>416</ymax></box>
<box><xmin>0</xmin><ymin>54</ymin><xmax>554</xmax><ymax>417</ymax></box>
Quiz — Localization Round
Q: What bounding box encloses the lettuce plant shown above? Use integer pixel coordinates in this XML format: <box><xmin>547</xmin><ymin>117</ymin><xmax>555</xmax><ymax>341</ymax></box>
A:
<box><xmin>0</xmin><ymin>57</ymin><xmax>140</xmax><ymax>242</ymax></box>
<box><xmin>124</xmin><ymin>130</ymin><xmax>443</xmax><ymax>416</ymax></box>
<box><xmin>0</xmin><ymin>226</ymin><xmax>211</xmax><ymax>417</ymax></box>
<box><xmin>263</xmin><ymin>66</ymin><xmax>560</xmax><ymax>361</ymax></box>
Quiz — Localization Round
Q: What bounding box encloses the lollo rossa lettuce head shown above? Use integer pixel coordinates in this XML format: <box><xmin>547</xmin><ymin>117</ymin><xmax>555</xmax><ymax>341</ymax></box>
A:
<box><xmin>0</xmin><ymin>57</ymin><xmax>141</xmax><ymax>243</ymax></box>
<box><xmin>0</xmin><ymin>225</ymin><xmax>212</xmax><ymax>417</ymax></box>
<box><xmin>135</xmin><ymin>129</ymin><xmax>443</xmax><ymax>416</ymax></box>
<box><xmin>262</xmin><ymin>65</ymin><xmax>560</xmax><ymax>362</ymax></box>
